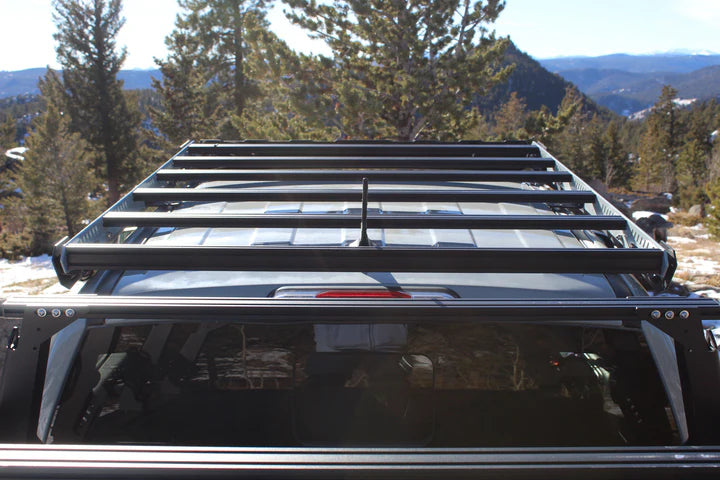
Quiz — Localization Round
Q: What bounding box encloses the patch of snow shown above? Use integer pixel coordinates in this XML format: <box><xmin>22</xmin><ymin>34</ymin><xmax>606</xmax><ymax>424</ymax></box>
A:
<box><xmin>676</xmin><ymin>256</ymin><xmax>720</xmax><ymax>276</ymax></box>
<box><xmin>629</xmin><ymin>108</ymin><xmax>652</xmax><ymax>121</ymax></box>
<box><xmin>42</xmin><ymin>282</ymin><xmax>69</xmax><ymax>295</ymax></box>
<box><xmin>668</xmin><ymin>236</ymin><xmax>697</xmax><ymax>244</ymax></box>
<box><xmin>695</xmin><ymin>289</ymin><xmax>720</xmax><ymax>301</ymax></box>
<box><xmin>0</xmin><ymin>255</ymin><xmax>56</xmax><ymax>288</ymax></box>
<box><xmin>632</xmin><ymin>211</ymin><xmax>669</xmax><ymax>221</ymax></box>
<box><xmin>0</xmin><ymin>254</ymin><xmax>70</xmax><ymax>296</ymax></box>
<box><xmin>690</xmin><ymin>223</ymin><xmax>705</xmax><ymax>230</ymax></box>
<box><xmin>695</xmin><ymin>233</ymin><xmax>710</xmax><ymax>240</ymax></box>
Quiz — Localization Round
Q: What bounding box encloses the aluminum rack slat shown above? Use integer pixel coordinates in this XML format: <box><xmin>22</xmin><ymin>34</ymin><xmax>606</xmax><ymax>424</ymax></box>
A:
<box><xmin>61</xmin><ymin>245</ymin><xmax>663</xmax><ymax>274</ymax></box>
<box><xmin>186</xmin><ymin>143</ymin><xmax>541</xmax><ymax>157</ymax></box>
<box><xmin>155</xmin><ymin>169</ymin><xmax>572</xmax><ymax>183</ymax></box>
<box><xmin>102</xmin><ymin>212</ymin><xmax>628</xmax><ymax>230</ymax></box>
<box><xmin>133</xmin><ymin>188</ymin><xmax>597</xmax><ymax>204</ymax></box>
<box><xmin>171</xmin><ymin>156</ymin><xmax>556</xmax><ymax>170</ymax></box>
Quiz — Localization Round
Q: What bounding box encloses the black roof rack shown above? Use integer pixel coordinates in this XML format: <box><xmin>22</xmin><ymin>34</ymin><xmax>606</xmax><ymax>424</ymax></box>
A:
<box><xmin>51</xmin><ymin>140</ymin><xmax>676</xmax><ymax>289</ymax></box>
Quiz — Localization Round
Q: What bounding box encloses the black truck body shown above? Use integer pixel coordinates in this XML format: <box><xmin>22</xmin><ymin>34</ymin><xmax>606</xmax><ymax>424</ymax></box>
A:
<box><xmin>1</xmin><ymin>140</ymin><xmax>719</xmax><ymax>478</ymax></box>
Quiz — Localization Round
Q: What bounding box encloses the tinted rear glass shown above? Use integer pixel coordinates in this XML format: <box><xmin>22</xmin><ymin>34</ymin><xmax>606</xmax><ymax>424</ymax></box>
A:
<box><xmin>50</xmin><ymin>322</ymin><xmax>679</xmax><ymax>446</ymax></box>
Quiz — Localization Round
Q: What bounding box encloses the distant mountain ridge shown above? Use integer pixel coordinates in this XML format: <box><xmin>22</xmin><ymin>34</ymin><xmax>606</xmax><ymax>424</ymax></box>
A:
<box><xmin>0</xmin><ymin>68</ymin><xmax>159</xmax><ymax>98</ymax></box>
<box><xmin>540</xmin><ymin>53</ymin><xmax>720</xmax><ymax>74</ymax></box>
<box><xmin>558</xmin><ymin>66</ymin><xmax>720</xmax><ymax>115</ymax></box>
<box><xmin>2</xmin><ymin>45</ymin><xmax>589</xmax><ymax>119</ymax></box>
<box><xmin>538</xmin><ymin>53</ymin><xmax>720</xmax><ymax>116</ymax></box>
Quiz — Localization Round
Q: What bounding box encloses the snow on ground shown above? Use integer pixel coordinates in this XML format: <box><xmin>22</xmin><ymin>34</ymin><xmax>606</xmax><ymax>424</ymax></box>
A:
<box><xmin>666</xmin><ymin>222</ymin><xmax>720</xmax><ymax>299</ymax></box>
<box><xmin>0</xmin><ymin>255</ymin><xmax>68</xmax><ymax>296</ymax></box>
<box><xmin>0</xmin><ymin>255</ymin><xmax>55</xmax><ymax>287</ymax></box>
<box><xmin>696</xmin><ymin>289</ymin><xmax>720</xmax><ymax>301</ymax></box>
<box><xmin>667</xmin><ymin>236</ymin><xmax>696</xmax><ymax>244</ymax></box>
<box><xmin>676</xmin><ymin>256</ymin><xmax>720</xmax><ymax>276</ymax></box>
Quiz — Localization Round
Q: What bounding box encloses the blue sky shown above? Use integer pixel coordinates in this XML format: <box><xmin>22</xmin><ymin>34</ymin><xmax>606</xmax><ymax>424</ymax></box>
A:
<box><xmin>1</xmin><ymin>0</ymin><xmax>718</xmax><ymax>71</ymax></box>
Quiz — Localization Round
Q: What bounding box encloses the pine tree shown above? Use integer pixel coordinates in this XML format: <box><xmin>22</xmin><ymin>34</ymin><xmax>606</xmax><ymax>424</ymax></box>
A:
<box><xmin>464</xmin><ymin>110</ymin><xmax>493</xmax><ymax>140</ymax></box>
<box><xmin>683</xmin><ymin>99</ymin><xmax>719</xmax><ymax>154</ymax></box>
<box><xmin>549</xmin><ymin>87</ymin><xmax>594</xmax><ymax>177</ymax></box>
<box><xmin>585</xmin><ymin>115</ymin><xmax>606</xmax><ymax>181</ymax></box>
<box><xmin>285</xmin><ymin>0</ymin><xmax>511</xmax><ymax>140</ymax></box>
<box><xmin>493</xmin><ymin>92</ymin><xmax>527</xmax><ymax>140</ymax></box>
<box><xmin>633</xmin><ymin>86</ymin><xmax>679</xmax><ymax>193</ymax></box>
<box><xmin>0</xmin><ymin>116</ymin><xmax>20</xmax><ymax>201</ymax></box>
<box><xmin>676</xmin><ymin>139</ymin><xmax>710</xmax><ymax>208</ymax></box>
<box><xmin>0</xmin><ymin>116</ymin><xmax>15</xmax><ymax>149</ymax></box>
<box><xmin>603</xmin><ymin>121</ymin><xmax>631</xmax><ymax>188</ymax></box>
<box><xmin>154</xmin><ymin>0</ymin><xmax>310</xmax><ymax>143</ymax></box>
<box><xmin>710</xmin><ymin>142</ymin><xmax>720</xmax><ymax>182</ymax></box>
<box><xmin>53</xmin><ymin>0</ymin><xmax>140</xmax><ymax>205</ymax></box>
<box><xmin>708</xmin><ymin>177</ymin><xmax>720</xmax><ymax>239</ymax></box>
<box><xmin>523</xmin><ymin>90</ymin><xmax>580</xmax><ymax>148</ymax></box>
<box><xmin>152</xmin><ymin>29</ymin><xmax>219</xmax><ymax>145</ymax></box>
<box><xmin>16</xmin><ymin>70</ymin><xmax>98</xmax><ymax>253</ymax></box>
<box><xmin>230</xmin><ymin>32</ymin><xmax>339</xmax><ymax>139</ymax></box>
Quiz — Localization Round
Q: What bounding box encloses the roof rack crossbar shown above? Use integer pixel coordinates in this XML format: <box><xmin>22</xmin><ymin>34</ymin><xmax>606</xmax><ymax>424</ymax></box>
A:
<box><xmin>171</xmin><ymin>156</ymin><xmax>556</xmax><ymax>170</ymax></box>
<box><xmin>133</xmin><ymin>188</ymin><xmax>597</xmax><ymax>204</ymax></box>
<box><xmin>155</xmin><ymin>169</ymin><xmax>572</xmax><ymax>183</ymax></box>
<box><xmin>61</xmin><ymin>244</ymin><xmax>663</xmax><ymax>274</ymax></box>
<box><xmin>186</xmin><ymin>143</ymin><xmax>541</xmax><ymax>157</ymax></box>
<box><xmin>102</xmin><ymin>212</ymin><xmax>628</xmax><ymax>230</ymax></box>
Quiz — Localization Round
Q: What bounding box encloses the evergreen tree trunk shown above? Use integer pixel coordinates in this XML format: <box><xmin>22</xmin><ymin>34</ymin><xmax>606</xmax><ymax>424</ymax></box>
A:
<box><xmin>234</xmin><ymin>11</ymin><xmax>246</xmax><ymax>118</ymax></box>
<box><xmin>59</xmin><ymin>187</ymin><xmax>76</xmax><ymax>237</ymax></box>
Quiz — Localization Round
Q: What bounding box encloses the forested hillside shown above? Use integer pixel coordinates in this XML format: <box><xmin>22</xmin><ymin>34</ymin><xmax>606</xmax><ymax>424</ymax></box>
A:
<box><xmin>477</xmin><ymin>42</ymin><xmax>605</xmax><ymax>116</ymax></box>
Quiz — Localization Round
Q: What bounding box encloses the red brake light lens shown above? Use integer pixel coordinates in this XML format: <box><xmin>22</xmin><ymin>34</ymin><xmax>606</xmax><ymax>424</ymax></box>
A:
<box><xmin>315</xmin><ymin>290</ymin><xmax>412</xmax><ymax>299</ymax></box>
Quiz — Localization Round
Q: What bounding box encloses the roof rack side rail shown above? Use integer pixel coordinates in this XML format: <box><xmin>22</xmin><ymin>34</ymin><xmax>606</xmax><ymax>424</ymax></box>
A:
<box><xmin>185</xmin><ymin>142</ymin><xmax>542</xmax><ymax>158</ymax></box>
<box><xmin>533</xmin><ymin>142</ymin><xmax>677</xmax><ymax>290</ymax></box>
